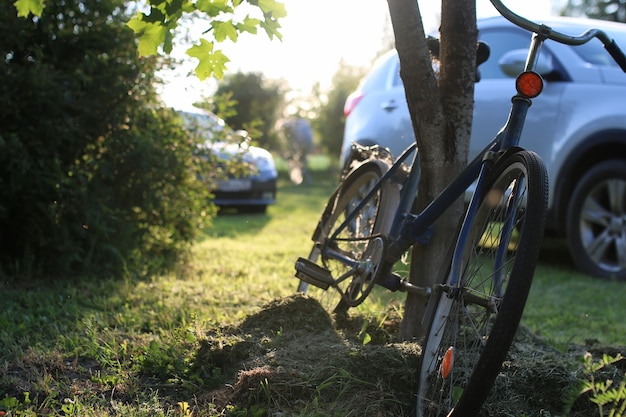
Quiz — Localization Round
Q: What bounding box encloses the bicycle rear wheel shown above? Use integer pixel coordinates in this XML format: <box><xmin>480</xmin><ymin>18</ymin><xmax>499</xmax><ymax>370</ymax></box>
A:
<box><xmin>297</xmin><ymin>159</ymin><xmax>399</xmax><ymax>314</ymax></box>
<box><xmin>416</xmin><ymin>150</ymin><xmax>548</xmax><ymax>417</ymax></box>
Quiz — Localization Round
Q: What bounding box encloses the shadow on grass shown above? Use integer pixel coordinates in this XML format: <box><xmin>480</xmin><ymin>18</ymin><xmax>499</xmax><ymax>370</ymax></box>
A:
<box><xmin>538</xmin><ymin>236</ymin><xmax>578</xmax><ymax>271</ymax></box>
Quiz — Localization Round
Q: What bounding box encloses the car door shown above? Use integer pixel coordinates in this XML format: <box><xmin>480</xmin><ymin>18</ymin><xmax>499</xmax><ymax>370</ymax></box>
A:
<box><xmin>379</xmin><ymin>62</ymin><xmax>416</xmax><ymax>159</ymax></box>
<box><xmin>341</xmin><ymin>51</ymin><xmax>416</xmax><ymax>163</ymax></box>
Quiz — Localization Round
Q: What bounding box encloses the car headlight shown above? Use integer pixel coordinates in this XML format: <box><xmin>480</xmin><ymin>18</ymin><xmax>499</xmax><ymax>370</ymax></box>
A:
<box><xmin>254</xmin><ymin>155</ymin><xmax>277</xmax><ymax>177</ymax></box>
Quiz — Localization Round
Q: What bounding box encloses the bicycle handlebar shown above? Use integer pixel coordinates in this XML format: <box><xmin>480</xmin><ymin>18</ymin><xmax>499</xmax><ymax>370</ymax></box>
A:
<box><xmin>490</xmin><ymin>0</ymin><xmax>626</xmax><ymax>72</ymax></box>
<box><xmin>605</xmin><ymin>38</ymin><xmax>626</xmax><ymax>70</ymax></box>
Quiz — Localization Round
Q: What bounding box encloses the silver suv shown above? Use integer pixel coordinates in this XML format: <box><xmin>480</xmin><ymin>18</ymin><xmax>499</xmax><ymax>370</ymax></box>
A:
<box><xmin>341</xmin><ymin>16</ymin><xmax>626</xmax><ymax>280</ymax></box>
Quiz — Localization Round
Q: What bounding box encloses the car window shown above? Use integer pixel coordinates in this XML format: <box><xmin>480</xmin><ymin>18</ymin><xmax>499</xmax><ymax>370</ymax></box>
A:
<box><xmin>574</xmin><ymin>31</ymin><xmax>626</xmax><ymax>67</ymax></box>
<box><xmin>361</xmin><ymin>50</ymin><xmax>399</xmax><ymax>92</ymax></box>
<box><xmin>390</xmin><ymin>29</ymin><xmax>536</xmax><ymax>83</ymax></box>
<box><xmin>478</xmin><ymin>29</ymin><xmax>531</xmax><ymax>79</ymax></box>
<box><xmin>391</xmin><ymin>59</ymin><xmax>402</xmax><ymax>87</ymax></box>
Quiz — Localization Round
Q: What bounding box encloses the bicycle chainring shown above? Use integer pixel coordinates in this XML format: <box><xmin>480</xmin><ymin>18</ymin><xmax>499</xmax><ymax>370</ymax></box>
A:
<box><xmin>343</xmin><ymin>236</ymin><xmax>386</xmax><ymax>306</ymax></box>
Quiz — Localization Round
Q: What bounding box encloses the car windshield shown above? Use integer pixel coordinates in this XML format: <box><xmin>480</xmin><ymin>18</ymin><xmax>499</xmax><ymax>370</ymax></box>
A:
<box><xmin>573</xmin><ymin>30</ymin><xmax>626</xmax><ymax>66</ymax></box>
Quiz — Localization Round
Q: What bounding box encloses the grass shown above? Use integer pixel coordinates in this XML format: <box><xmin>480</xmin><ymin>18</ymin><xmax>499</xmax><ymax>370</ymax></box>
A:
<box><xmin>192</xmin><ymin>178</ymin><xmax>336</xmax><ymax>323</ymax></box>
<box><xmin>525</xmin><ymin>237</ymin><xmax>626</xmax><ymax>346</ymax></box>
<box><xmin>0</xmin><ymin>155</ymin><xmax>624</xmax><ymax>416</ymax></box>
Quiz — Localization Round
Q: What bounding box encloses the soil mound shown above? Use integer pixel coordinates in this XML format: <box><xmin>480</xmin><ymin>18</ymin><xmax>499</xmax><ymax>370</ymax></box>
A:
<box><xmin>201</xmin><ymin>294</ymin><xmax>625</xmax><ymax>417</ymax></box>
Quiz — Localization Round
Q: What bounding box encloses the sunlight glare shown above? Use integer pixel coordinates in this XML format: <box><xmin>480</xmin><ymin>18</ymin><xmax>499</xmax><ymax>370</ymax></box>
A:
<box><xmin>159</xmin><ymin>0</ymin><xmax>560</xmax><ymax>110</ymax></box>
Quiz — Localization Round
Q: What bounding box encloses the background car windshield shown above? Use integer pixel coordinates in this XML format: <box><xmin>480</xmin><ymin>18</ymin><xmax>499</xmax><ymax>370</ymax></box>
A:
<box><xmin>574</xmin><ymin>30</ymin><xmax>626</xmax><ymax>66</ymax></box>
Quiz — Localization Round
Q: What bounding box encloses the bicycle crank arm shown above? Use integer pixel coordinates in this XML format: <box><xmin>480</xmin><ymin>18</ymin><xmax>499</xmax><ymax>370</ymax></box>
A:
<box><xmin>377</xmin><ymin>271</ymin><xmax>432</xmax><ymax>297</ymax></box>
<box><xmin>398</xmin><ymin>279</ymin><xmax>433</xmax><ymax>297</ymax></box>
<box><xmin>438</xmin><ymin>284</ymin><xmax>499</xmax><ymax>314</ymax></box>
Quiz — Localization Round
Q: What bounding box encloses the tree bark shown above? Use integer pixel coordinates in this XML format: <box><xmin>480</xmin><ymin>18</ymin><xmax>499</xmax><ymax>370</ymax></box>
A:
<box><xmin>386</xmin><ymin>0</ymin><xmax>477</xmax><ymax>340</ymax></box>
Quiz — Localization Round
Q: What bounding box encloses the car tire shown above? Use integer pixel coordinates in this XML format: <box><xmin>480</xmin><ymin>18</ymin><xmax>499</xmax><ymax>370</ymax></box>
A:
<box><xmin>566</xmin><ymin>159</ymin><xmax>626</xmax><ymax>280</ymax></box>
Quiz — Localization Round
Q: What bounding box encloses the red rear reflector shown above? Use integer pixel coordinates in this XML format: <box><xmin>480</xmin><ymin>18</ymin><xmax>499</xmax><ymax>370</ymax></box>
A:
<box><xmin>344</xmin><ymin>91</ymin><xmax>364</xmax><ymax>117</ymax></box>
<box><xmin>516</xmin><ymin>71</ymin><xmax>543</xmax><ymax>98</ymax></box>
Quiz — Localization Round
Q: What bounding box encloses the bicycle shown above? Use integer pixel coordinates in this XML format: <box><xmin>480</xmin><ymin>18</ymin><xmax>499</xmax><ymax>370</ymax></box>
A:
<box><xmin>293</xmin><ymin>1</ymin><xmax>626</xmax><ymax>416</ymax></box>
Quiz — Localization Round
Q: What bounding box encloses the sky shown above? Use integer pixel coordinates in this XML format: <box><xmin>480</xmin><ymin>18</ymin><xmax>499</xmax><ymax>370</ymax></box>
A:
<box><xmin>159</xmin><ymin>0</ymin><xmax>561</xmax><ymax>111</ymax></box>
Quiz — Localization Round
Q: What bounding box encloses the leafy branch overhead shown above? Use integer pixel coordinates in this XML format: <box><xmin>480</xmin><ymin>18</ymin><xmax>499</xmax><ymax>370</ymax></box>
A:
<box><xmin>13</xmin><ymin>0</ymin><xmax>287</xmax><ymax>80</ymax></box>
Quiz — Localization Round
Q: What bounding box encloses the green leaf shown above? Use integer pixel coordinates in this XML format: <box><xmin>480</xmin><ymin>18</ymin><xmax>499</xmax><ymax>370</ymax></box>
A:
<box><xmin>127</xmin><ymin>18</ymin><xmax>168</xmax><ymax>56</ymax></box>
<box><xmin>196</xmin><ymin>0</ymin><xmax>232</xmax><ymax>17</ymax></box>
<box><xmin>257</xmin><ymin>0</ymin><xmax>287</xmax><ymax>18</ymax></box>
<box><xmin>237</xmin><ymin>16</ymin><xmax>261</xmax><ymax>34</ymax></box>
<box><xmin>187</xmin><ymin>39</ymin><xmax>230</xmax><ymax>80</ymax></box>
<box><xmin>255</xmin><ymin>0</ymin><xmax>285</xmax><ymax>40</ymax></box>
<box><xmin>13</xmin><ymin>0</ymin><xmax>45</xmax><ymax>17</ymax></box>
<box><xmin>260</xmin><ymin>20</ymin><xmax>282</xmax><ymax>41</ymax></box>
<box><xmin>452</xmin><ymin>386</ymin><xmax>464</xmax><ymax>404</ymax></box>
<box><xmin>142</xmin><ymin>7</ymin><xmax>165</xmax><ymax>24</ymax></box>
<box><xmin>358</xmin><ymin>321</ymin><xmax>371</xmax><ymax>345</ymax></box>
<box><xmin>165</xmin><ymin>0</ymin><xmax>184</xmax><ymax>16</ymax></box>
<box><xmin>163</xmin><ymin>29</ymin><xmax>174</xmax><ymax>54</ymax></box>
<box><xmin>187</xmin><ymin>37</ymin><xmax>214</xmax><ymax>58</ymax></box>
<box><xmin>212</xmin><ymin>20</ymin><xmax>238</xmax><ymax>42</ymax></box>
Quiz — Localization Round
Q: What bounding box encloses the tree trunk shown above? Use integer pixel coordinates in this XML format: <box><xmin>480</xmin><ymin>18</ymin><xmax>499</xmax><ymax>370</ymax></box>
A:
<box><xmin>386</xmin><ymin>0</ymin><xmax>477</xmax><ymax>340</ymax></box>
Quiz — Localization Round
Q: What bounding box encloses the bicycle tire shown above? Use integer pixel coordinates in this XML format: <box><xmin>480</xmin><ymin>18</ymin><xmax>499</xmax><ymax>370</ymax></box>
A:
<box><xmin>416</xmin><ymin>150</ymin><xmax>548</xmax><ymax>417</ymax></box>
<box><xmin>298</xmin><ymin>159</ymin><xmax>400</xmax><ymax>314</ymax></box>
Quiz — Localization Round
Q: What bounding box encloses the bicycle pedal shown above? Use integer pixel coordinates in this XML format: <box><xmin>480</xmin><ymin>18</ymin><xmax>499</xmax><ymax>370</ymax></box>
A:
<box><xmin>295</xmin><ymin>257</ymin><xmax>334</xmax><ymax>290</ymax></box>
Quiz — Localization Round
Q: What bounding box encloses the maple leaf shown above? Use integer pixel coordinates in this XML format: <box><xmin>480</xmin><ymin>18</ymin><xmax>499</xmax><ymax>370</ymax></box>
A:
<box><xmin>187</xmin><ymin>39</ymin><xmax>230</xmax><ymax>80</ymax></box>
<box><xmin>14</xmin><ymin>0</ymin><xmax>45</xmax><ymax>17</ymax></box>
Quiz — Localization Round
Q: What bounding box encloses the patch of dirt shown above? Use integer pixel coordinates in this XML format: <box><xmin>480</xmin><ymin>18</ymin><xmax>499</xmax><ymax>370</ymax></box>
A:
<box><xmin>193</xmin><ymin>295</ymin><xmax>418</xmax><ymax>416</ymax></box>
<box><xmin>198</xmin><ymin>294</ymin><xmax>625</xmax><ymax>417</ymax></box>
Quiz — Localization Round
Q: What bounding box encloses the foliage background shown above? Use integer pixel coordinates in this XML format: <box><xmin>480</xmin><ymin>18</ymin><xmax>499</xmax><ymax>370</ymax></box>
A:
<box><xmin>0</xmin><ymin>0</ymin><xmax>214</xmax><ymax>279</ymax></box>
<box><xmin>0</xmin><ymin>0</ymin><xmax>359</xmax><ymax>281</ymax></box>
<box><xmin>562</xmin><ymin>0</ymin><xmax>626</xmax><ymax>21</ymax></box>
<box><xmin>214</xmin><ymin>72</ymin><xmax>285</xmax><ymax>150</ymax></box>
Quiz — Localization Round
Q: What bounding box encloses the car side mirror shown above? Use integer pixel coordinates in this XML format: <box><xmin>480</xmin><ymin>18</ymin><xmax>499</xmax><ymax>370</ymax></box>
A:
<box><xmin>499</xmin><ymin>49</ymin><xmax>554</xmax><ymax>77</ymax></box>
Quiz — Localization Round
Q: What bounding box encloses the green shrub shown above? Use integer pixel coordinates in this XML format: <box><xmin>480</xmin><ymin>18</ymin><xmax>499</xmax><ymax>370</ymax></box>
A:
<box><xmin>578</xmin><ymin>353</ymin><xmax>625</xmax><ymax>417</ymax></box>
<box><xmin>0</xmin><ymin>0</ymin><xmax>215</xmax><ymax>278</ymax></box>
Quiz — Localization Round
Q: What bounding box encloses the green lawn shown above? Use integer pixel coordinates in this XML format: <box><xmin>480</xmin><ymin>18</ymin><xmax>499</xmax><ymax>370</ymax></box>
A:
<box><xmin>0</xmin><ymin>158</ymin><xmax>624</xmax><ymax>416</ymax></box>
<box><xmin>525</xmin><ymin>237</ymin><xmax>626</xmax><ymax>346</ymax></box>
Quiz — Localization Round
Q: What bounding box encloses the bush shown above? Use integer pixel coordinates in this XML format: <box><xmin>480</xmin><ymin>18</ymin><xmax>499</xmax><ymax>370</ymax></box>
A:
<box><xmin>0</xmin><ymin>0</ymin><xmax>215</xmax><ymax>278</ymax></box>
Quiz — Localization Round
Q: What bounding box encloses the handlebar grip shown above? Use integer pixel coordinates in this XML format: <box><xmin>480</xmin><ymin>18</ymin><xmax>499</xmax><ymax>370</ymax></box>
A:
<box><xmin>605</xmin><ymin>39</ymin><xmax>626</xmax><ymax>72</ymax></box>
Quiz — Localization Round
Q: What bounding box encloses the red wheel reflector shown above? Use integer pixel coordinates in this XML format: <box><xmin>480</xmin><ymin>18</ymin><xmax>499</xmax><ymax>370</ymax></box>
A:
<box><xmin>441</xmin><ymin>347</ymin><xmax>454</xmax><ymax>379</ymax></box>
<box><xmin>516</xmin><ymin>71</ymin><xmax>543</xmax><ymax>98</ymax></box>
